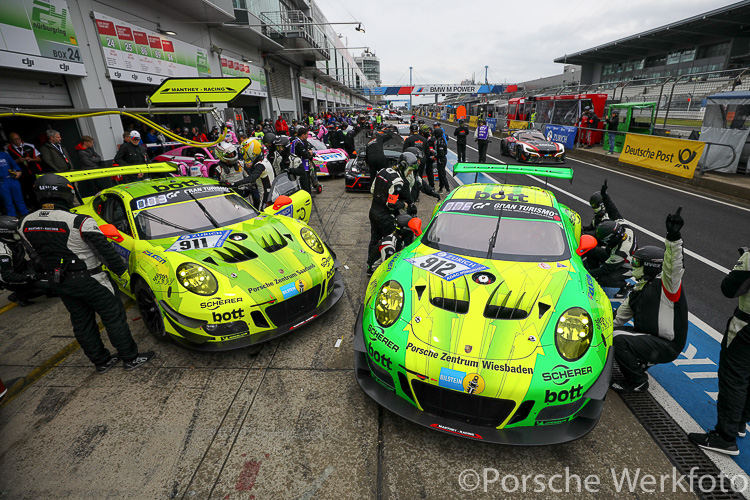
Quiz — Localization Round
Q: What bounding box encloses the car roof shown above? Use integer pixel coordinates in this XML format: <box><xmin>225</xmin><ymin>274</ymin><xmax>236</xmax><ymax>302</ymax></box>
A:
<box><xmin>106</xmin><ymin>176</ymin><xmax>218</xmax><ymax>201</ymax></box>
<box><xmin>446</xmin><ymin>183</ymin><xmax>558</xmax><ymax>208</ymax></box>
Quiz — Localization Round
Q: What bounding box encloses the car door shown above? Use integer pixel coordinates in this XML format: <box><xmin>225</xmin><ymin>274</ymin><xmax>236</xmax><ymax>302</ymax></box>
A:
<box><xmin>98</xmin><ymin>193</ymin><xmax>137</xmax><ymax>271</ymax></box>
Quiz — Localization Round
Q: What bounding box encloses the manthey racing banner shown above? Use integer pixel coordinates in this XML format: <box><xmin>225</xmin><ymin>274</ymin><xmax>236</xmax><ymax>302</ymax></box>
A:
<box><xmin>93</xmin><ymin>12</ymin><xmax>210</xmax><ymax>85</ymax></box>
<box><xmin>149</xmin><ymin>77</ymin><xmax>250</xmax><ymax>104</ymax></box>
<box><xmin>619</xmin><ymin>134</ymin><xmax>706</xmax><ymax>179</ymax></box>
<box><xmin>0</xmin><ymin>0</ymin><xmax>86</xmax><ymax>76</ymax></box>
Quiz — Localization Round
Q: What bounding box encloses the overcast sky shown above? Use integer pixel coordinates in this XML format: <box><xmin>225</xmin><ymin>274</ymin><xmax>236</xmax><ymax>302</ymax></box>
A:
<box><xmin>316</xmin><ymin>0</ymin><xmax>735</xmax><ymax>103</ymax></box>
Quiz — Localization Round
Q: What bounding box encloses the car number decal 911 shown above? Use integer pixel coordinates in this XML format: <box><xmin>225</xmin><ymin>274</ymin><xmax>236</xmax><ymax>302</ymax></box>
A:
<box><xmin>406</xmin><ymin>252</ymin><xmax>489</xmax><ymax>281</ymax></box>
<box><xmin>166</xmin><ymin>230</ymin><xmax>232</xmax><ymax>252</ymax></box>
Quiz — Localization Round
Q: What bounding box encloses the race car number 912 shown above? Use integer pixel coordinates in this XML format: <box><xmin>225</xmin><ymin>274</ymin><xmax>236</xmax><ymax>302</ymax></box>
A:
<box><xmin>406</xmin><ymin>252</ymin><xmax>489</xmax><ymax>281</ymax></box>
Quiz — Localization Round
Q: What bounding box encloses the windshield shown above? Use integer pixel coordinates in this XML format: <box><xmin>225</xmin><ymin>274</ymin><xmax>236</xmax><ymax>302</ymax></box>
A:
<box><xmin>307</xmin><ymin>138</ymin><xmax>326</xmax><ymax>150</ymax></box>
<box><xmin>423</xmin><ymin>212</ymin><xmax>569</xmax><ymax>261</ymax></box>
<box><xmin>133</xmin><ymin>193</ymin><xmax>258</xmax><ymax>240</ymax></box>
<box><xmin>270</xmin><ymin>172</ymin><xmax>301</xmax><ymax>199</ymax></box>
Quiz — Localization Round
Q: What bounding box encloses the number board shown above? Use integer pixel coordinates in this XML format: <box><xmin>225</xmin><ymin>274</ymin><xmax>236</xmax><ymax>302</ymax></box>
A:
<box><xmin>406</xmin><ymin>252</ymin><xmax>489</xmax><ymax>281</ymax></box>
<box><xmin>166</xmin><ymin>230</ymin><xmax>231</xmax><ymax>252</ymax></box>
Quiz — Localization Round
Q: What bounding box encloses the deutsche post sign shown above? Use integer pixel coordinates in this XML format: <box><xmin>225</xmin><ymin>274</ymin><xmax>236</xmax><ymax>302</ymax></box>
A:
<box><xmin>619</xmin><ymin>134</ymin><xmax>705</xmax><ymax>179</ymax></box>
<box><xmin>149</xmin><ymin>77</ymin><xmax>251</xmax><ymax>104</ymax></box>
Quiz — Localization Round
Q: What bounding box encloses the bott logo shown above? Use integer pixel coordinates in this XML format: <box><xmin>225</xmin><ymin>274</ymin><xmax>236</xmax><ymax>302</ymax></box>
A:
<box><xmin>211</xmin><ymin>308</ymin><xmax>245</xmax><ymax>323</ymax></box>
<box><xmin>367</xmin><ymin>343</ymin><xmax>393</xmax><ymax>370</ymax></box>
<box><xmin>153</xmin><ymin>179</ymin><xmax>201</xmax><ymax>192</ymax></box>
<box><xmin>544</xmin><ymin>383</ymin><xmax>583</xmax><ymax>403</ymax></box>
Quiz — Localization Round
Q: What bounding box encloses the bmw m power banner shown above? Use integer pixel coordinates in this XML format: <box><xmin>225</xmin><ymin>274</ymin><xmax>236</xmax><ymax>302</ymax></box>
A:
<box><xmin>93</xmin><ymin>12</ymin><xmax>210</xmax><ymax>85</ymax></box>
<box><xmin>0</xmin><ymin>0</ymin><xmax>86</xmax><ymax>75</ymax></box>
<box><xmin>619</xmin><ymin>134</ymin><xmax>705</xmax><ymax>179</ymax></box>
<box><xmin>543</xmin><ymin>124</ymin><xmax>577</xmax><ymax>149</ymax></box>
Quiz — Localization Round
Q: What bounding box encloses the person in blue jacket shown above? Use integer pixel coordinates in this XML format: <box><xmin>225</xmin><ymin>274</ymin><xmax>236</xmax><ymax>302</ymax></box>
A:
<box><xmin>0</xmin><ymin>150</ymin><xmax>28</xmax><ymax>217</ymax></box>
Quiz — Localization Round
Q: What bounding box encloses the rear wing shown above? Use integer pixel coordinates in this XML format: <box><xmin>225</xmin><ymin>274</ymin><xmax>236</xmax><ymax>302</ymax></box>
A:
<box><xmin>59</xmin><ymin>162</ymin><xmax>178</xmax><ymax>183</ymax></box>
<box><xmin>453</xmin><ymin>163</ymin><xmax>574</xmax><ymax>181</ymax></box>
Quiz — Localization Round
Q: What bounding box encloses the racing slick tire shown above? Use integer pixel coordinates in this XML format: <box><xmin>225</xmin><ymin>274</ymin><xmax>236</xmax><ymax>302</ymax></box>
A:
<box><xmin>134</xmin><ymin>278</ymin><xmax>168</xmax><ymax>342</ymax></box>
<box><xmin>501</xmin><ymin>141</ymin><xmax>510</xmax><ymax>156</ymax></box>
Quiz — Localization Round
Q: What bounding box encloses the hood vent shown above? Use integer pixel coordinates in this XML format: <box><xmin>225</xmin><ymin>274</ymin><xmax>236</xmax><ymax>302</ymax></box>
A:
<box><xmin>415</xmin><ymin>285</ymin><xmax>426</xmax><ymax>300</ymax></box>
<box><xmin>213</xmin><ymin>242</ymin><xmax>258</xmax><ymax>263</ymax></box>
<box><xmin>483</xmin><ymin>282</ymin><xmax>539</xmax><ymax>320</ymax></box>
<box><xmin>428</xmin><ymin>275</ymin><xmax>470</xmax><ymax>314</ymax></box>
<box><xmin>253</xmin><ymin>227</ymin><xmax>289</xmax><ymax>253</ymax></box>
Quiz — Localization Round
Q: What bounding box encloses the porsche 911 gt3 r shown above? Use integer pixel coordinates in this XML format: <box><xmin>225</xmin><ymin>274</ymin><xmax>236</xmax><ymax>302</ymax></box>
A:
<box><xmin>354</xmin><ymin>163</ymin><xmax>612</xmax><ymax>445</ymax></box>
<box><xmin>64</xmin><ymin>164</ymin><xmax>343</xmax><ymax>351</ymax></box>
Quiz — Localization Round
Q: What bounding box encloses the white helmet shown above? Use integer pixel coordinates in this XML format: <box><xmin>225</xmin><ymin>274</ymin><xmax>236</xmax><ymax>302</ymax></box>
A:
<box><xmin>215</xmin><ymin>141</ymin><xmax>239</xmax><ymax>165</ymax></box>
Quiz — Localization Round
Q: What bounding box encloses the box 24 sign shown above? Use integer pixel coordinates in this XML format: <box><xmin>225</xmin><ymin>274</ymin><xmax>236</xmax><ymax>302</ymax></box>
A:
<box><xmin>406</xmin><ymin>252</ymin><xmax>489</xmax><ymax>281</ymax></box>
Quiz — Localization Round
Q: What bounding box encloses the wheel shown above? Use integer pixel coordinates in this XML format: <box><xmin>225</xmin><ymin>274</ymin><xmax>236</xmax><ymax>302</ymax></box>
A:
<box><xmin>316</xmin><ymin>185</ymin><xmax>323</xmax><ymax>194</ymax></box>
<box><xmin>134</xmin><ymin>278</ymin><xmax>168</xmax><ymax>342</ymax></box>
<box><xmin>501</xmin><ymin>142</ymin><xmax>510</xmax><ymax>156</ymax></box>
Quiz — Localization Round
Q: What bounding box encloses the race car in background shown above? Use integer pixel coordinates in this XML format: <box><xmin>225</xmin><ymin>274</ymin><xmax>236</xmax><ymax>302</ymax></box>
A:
<box><xmin>354</xmin><ymin>163</ymin><xmax>613</xmax><ymax>444</ymax></box>
<box><xmin>307</xmin><ymin>137</ymin><xmax>349</xmax><ymax>177</ymax></box>
<box><xmin>501</xmin><ymin>130</ymin><xmax>566</xmax><ymax>164</ymax></box>
<box><xmin>345</xmin><ymin>129</ymin><xmax>404</xmax><ymax>192</ymax></box>
<box><xmin>154</xmin><ymin>145</ymin><xmax>219</xmax><ymax>168</ymax></box>
<box><xmin>62</xmin><ymin>164</ymin><xmax>342</xmax><ymax>352</ymax></box>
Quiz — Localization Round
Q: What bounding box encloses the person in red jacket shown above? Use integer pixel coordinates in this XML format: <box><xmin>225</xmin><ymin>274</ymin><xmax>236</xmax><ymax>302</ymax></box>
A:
<box><xmin>275</xmin><ymin>115</ymin><xmax>289</xmax><ymax>136</ymax></box>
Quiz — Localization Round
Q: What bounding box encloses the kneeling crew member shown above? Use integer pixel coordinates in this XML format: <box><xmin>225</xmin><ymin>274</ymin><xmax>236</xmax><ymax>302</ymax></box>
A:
<box><xmin>610</xmin><ymin>209</ymin><xmax>687</xmax><ymax>393</ymax></box>
<box><xmin>20</xmin><ymin>174</ymin><xmax>154</xmax><ymax>373</ymax></box>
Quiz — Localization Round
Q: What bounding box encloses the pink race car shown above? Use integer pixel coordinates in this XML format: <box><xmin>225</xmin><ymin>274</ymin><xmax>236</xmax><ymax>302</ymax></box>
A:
<box><xmin>307</xmin><ymin>138</ymin><xmax>349</xmax><ymax>177</ymax></box>
<box><xmin>155</xmin><ymin>146</ymin><xmax>219</xmax><ymax>168</ymax></box>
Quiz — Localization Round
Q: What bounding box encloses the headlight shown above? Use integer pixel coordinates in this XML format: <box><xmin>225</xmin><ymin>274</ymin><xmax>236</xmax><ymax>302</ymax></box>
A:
<box><xmin>555</xmin><ymin>307</ymin><xmax>593</xmax><ymax>361</ymax></box>
<box><xmin>176</xmin><ymin>262</ymin><xmax>218</xmax><ymax>296</ymax></box>
<box><xmin>300</xmin><ymin>227</ymin><xmax>324</xmax><ymax>254</ymax></box>
<box><xmin>374</xmin><ymin>280</ymin><xmax>404</xmax><ymax>327</ymax></box>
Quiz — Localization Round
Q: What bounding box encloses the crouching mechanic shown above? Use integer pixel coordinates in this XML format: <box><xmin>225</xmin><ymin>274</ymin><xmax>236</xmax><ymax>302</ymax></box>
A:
<box><xmin>20</xmin><ymin>174</ymin><xmax>154</xmax><ymax>373</ymax></box>
<box><xmin>689</xmin><ymin>246</ymin><xmax>750</xmax><ymax>456</ymax></box>
<box><xmin>0</xmin><ymin>215</ymin><xmax>46</xmax><ymax>306</ymax></box>
<box><xmin>610</xmin><ymin>208</ymin><xmax>687</xmax><ymax>393</ymax></box>
<box><xmin>235</xmin><ymin>138</ymin><xmax>274</xmax><ymax>209</ymax></box>
<box><xmin>366</xmin><ymin>163</ymin><xmax>414</xmax><ymax>275</ymax></box>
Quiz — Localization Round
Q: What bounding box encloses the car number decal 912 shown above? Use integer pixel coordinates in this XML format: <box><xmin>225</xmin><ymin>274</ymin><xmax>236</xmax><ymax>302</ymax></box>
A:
<box><xmin>166</xmin><ymin>230</ymin><xmax>232</xmax><ymax>252</ymax></box>
<box><xmin>406</xmin><ymin>252</ymin><xmax>489</xmax><ymax>281</ymax></box>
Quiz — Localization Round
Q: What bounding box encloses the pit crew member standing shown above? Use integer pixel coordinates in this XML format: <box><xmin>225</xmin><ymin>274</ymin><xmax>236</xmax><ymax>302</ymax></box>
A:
<box><xmin>113</xmin><ymin>131</ymin><xmax>148</xmax><ymax>182</ymax></box>
<box><xmin>430</xmin><ymin>128</ymin><xmax>449</xmax><ymax>194</ymax></box>
<box><xmin>7</xmin><ymin>133</ymin><xmax>42</xmax><ymax>210</ymax></box>
<box><xmin>474</xmin><ymin>119</ymin><xmax>491</xmax><ymax>163</ymax></box>
<box><xmin>209</xmin><ymin>142</ymin><xmax>249</xmax><ymax>190</ymax></box>
<box><xmin>366</xmin><ymin>164</ymin><xmax>410</xmax><ymax>275</ymax></box>
<box><xmin>21</xmin><ymin>174</ymin><xmax>154</xmax><ymax>373</ymax></box>
<box><xmin>290</xmin><ymin>127</ymin><xmax>315</xmax><ymax>194</ymax></box>
<box><xmin>610</xmin><ymin>209</ymin><xmax>686</xmax><ymax>393</ymax></box>
<box><xmin>365</xmin><ymin>130</ymin><xmax>392</xmax><ymax>178</ymax></box>
<box><xmin>689</xmin><ymin>247</ymin><xmax>750</xmax><ymax>456</ymax></box>
<box><xmin>234</xmin><ymin>139</ymin><xmax>274</xmax><ymax>208</ymax></box>
<box><xmin>454</xmin><ymin>119</ymin><xmax>469</xmax><ymax>162</ymax></box>
<box><xmin>401</xmin><ymin>149</ymin><xmax>440</xmax><ymax>203</ymax></box>
<box><xmin>0</xmin><ymin>215</ymin><xmax>45</xmax><ymax>306</ymax></box>
<box><xmin>403</xmin><ymin>124</ymin><xmax>430</xmax><ymax>182</ymax></box>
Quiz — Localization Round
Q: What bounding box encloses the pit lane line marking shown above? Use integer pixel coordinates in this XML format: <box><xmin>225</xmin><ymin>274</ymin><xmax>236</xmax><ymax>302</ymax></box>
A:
<box><xmin>0</xmin><ymin>300</ymin><xmax>134</xmax><ymax>408</ymax></box>
<box><xmin>0</xmin><ymin>302</ymin><xmax>17</xmax><ymax>315</ymax></box>
<box><xmin>442</xmin><ymin>123</ymin><xmax>750</xmax><ymax>213</ymax></box>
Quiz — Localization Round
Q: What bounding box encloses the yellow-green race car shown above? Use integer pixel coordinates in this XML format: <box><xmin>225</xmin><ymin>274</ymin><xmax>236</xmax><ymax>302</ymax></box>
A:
<box><xmin>354</xmin><ymin>163</ymin><xmax>613</xmax><ymax>445</ymax></box>
<box><xmin>64</xmin><ymin>164</ymin><xmax>343</xmax><ymax>351</ymax></box>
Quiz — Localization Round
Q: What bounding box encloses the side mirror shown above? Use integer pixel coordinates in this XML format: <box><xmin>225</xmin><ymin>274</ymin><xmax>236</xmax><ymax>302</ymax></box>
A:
<box><xmin>99</xmin><ymin>223</ymin><xmax>124</xmax><ymax>243</ymax></box>
<box><xmin>408</xmin><ymin>218</ymin><xmax>422</xmax><ymax>237</ymax></box>
<box><xmin>272</xmin><ymin>195</ymin><xmax>293</xmax><ymax>211</ymax></box>
<box><xmin>576</xmin><ymin>234</ymin><xmax>598</xmax><ymax>256</ymax></box>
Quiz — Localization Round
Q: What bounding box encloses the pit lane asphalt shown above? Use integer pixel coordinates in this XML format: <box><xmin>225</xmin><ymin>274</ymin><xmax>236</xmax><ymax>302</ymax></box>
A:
<box><xmin>0</xmin><ymin>174</ymin><xmax>698</xmax><ymax>499</ymax></box>
<box><xmin>436</xmin><ymin>119</ymin><xmax>750</xmax><ymax>336</ymax></box>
